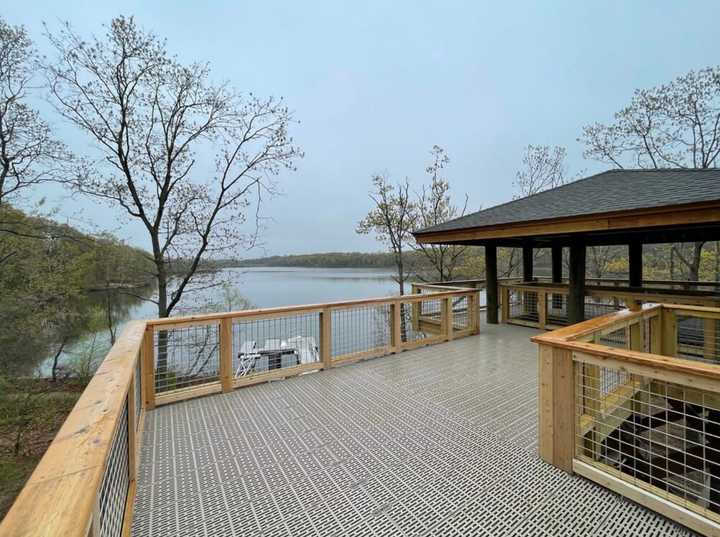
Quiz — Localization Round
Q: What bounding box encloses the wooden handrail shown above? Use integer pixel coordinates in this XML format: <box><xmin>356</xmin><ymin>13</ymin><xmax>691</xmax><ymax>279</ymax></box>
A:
<box><xmin>1</xmin><ymin>287</ymin><xmax>482</xmax><ymax>536</ymax></box>
<box><xmin>535</xmin><ymin>302</ymin><xmax>720</xmax><ymax>536</ymax></box>
<box><xmin>0</xmin><ymin>321</ymin><xmax>147</xmax><ymax>537</ymax></box>
<box><xmin>146</xmin><ymin>288</ymin><xmax>478</xmax><ymax>327</ymax></box>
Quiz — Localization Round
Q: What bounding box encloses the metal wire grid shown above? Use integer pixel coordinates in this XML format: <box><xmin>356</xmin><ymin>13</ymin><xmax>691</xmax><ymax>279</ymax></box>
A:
<box><xmin>331</xmin><ymin>305</ymin><xmax>390</xmax><ymax>358</ymax></box>
<box><xmin>584</xmin><ymin>296</ymin><xmax>625</xmax><ymax>320</ymax></box>
<box><xmin>232</xmin><ymin>313</ymin><xmax>320</xmax><ymax>377</ymax></box>
<box><xmin>547</xmin><ymin>292</ymin><xmax>568</xmax><ymax>325</ymax></box>
<box><xmin>676</xmin><ymin>315</ymin><xmax>720</xmax><ymax>364</ymax></box>
<box><xmin>97</xmin><ymin>401</ymin><xmax>130</xmax><ymax>537</ymax></box>
<box><xmin>403</xmin><ymin>297</ymin><xmax>442</xmax><ymax>343</ymax></box>
<box><xmin>154</xmin><ymin>325</ymin><xmax>220</xmax><ymax>393</ymax></box>
<box><xmin>134</xmin><ymin>355</ymin><xmax>142</xmax><ymax>425</ymax></box>
<box><xmin>598</xmin><ymin>327</ymin><xmax>628</xmax><ymax>349</ymax></box>
<box><xmin>451</xmin><ymin>295</ymin><xmax>470</xmax><ymax>331</ymax></box>
<box><xmin>576</xmin><ymin>360</ymin><xmax>720</xmax><ymax>522</ymax></box>
<box><xmin>508</xmin><ymin>289</ymin><xmax>539</xmax><ymax>322</ymax></box>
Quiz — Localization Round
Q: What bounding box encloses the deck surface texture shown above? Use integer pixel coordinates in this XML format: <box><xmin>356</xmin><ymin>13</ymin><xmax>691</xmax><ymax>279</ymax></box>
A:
<box><xmin>132</xmin><ymin>321</ymin><xmax>695</xmax><ymax>536</ymax></box>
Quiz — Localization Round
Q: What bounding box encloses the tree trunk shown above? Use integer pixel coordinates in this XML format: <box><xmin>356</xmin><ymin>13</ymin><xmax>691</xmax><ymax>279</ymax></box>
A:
<box><xmin>689</xmin><ymin>242</ymin><xmax>704</xmax><ymax>282</ymax></box>
<box><xmin>51</xmin><ymin>339</ymin><xmax>67</xmax><ymax>382</ymax></box>
<box><xmin>105</xmin><ymin>290</ymin><xmax>116</xmax><ymax>346</ymax></box>
<box><xmin>154</xmin><ymin>254</ymin><xmax>169</xmax><ymax>383</ymax></box>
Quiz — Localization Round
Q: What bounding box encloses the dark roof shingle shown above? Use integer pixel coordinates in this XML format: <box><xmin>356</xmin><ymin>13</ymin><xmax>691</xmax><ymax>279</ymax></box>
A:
<box><xmin>415</xmin><ymin>169</ymin><xmax>720</xmax><ymax>235</ymax></box>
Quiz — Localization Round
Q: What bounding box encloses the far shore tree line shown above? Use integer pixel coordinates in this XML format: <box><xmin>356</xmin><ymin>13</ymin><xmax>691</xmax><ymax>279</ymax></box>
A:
<box><xmin>358</xmin><ymin>67</ymin><xmax>720</xmax><ymax>293</ymax></box>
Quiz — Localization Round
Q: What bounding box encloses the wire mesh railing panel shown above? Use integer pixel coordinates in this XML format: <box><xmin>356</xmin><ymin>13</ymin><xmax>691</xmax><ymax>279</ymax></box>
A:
<box><xmin>576</xmin><ymin>360</ymin><xmax>720</xmax><ymax>523</ymax></box>
<box><xmin>403</xmin><ymin>296</ymin><xmax>443</xmax><ymax>343</ymax></box>
<box><xmin>547</xmin><ymin>291</ymin><xmax>568</xmax><ymax>325</ymax></box>
<box><xmin>134</xmin><ymin>355</ymin><xmax>142</xmax><ymax>425</ymax></box>
<box><xmin>153</xmin><ymin>324</ymin><xmax>220</xmax><ymax>393</ymax></box>
<box><xmin>452</xmin><ymin>295</ymin><xmax>470</xmax><ymax>331</ymax></box>
<box><xmin>330</xmin><ymin>305</ymin><xmax>390</xmax><ymax>358</ymax></box>
<box><xmin>232</xmin><ymin>312</ymin><xmax>321</xmax><ymax>377</ymax></box>
<box><xmin>96</xmin><ymin>400</ymin><xmax>130</xmax><ymax>537</ymax></box>
<box><xmin>676</xmin><ymin>315</ymin><xmax>720</xmax><ymax>364</ymax></box>
<box><xmin>585</xmin><ymin>296</ymin><xmax>625</xmax><ymax>320</ymax></box>
<box><xmin>508</xmin><ymin>289</ymin><xmax>539</xmax><ymax>322</ymax></box>
<box><xmin>598</xmin><ymin>327</ymin><xmax>628</xmax><ymax>349</ymax></box>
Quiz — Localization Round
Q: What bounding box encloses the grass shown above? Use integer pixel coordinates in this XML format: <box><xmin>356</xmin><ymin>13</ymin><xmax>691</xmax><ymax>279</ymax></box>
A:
<box><xmin>0</xmin><ymin>378</ymin><xmax>84</xmax><ymax>521</ymax></box>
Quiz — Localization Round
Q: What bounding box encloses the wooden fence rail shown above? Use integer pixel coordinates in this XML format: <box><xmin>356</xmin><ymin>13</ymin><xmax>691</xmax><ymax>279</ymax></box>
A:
<box><xmin>501</xmin><ymin>281</ymin><xmax>720</xmax><ymax>330</ymax></box>
<box><xmin>0</xmin><ymin>321</ymin><xmax>149</xmax><ymax>537</ymax></box>
<box><xmin>0</xmin><ymin>285</ymin><xmax>479</xmax><ymax>537</ymax></box>
<box><xmin>533</xmin><ymin>304</ymin><xmax>720</xmax><ymax>536</ymax></box>
<box><xmin>143</xmin><ymin>288</ymin><xmax>480</xmax><ymax>408</ymax></box>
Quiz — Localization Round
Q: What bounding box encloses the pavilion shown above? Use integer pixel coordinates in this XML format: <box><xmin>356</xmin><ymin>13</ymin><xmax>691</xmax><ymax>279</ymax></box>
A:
<box><xmin>413</xmin><ymin>168</ymin><xmax>720</xmax><ymax>324</ymax></box>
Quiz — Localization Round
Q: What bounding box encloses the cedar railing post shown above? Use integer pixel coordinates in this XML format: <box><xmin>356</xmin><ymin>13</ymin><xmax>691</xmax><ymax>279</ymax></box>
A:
<box><xmin>538</xmin><ymin>342</ymin><xmax>574</xmax><ymax>473</ymax></box>
<box><xmin>220</xmin><ymin>318</ymin><xmax>233</xmax><ymax>393</ymax></box>
<box><xmin>538</xmin><ymin>291</ymin><xmax>547</xmax><ymax>330</ymax></box>
<box><xmin>661</xmin><ymin>307</ymin><xmax>678</xmax><ymax>357</ymax></box>
<box><xmin>649</xmin><ymin>312</ymin><xmax>662</xmax><ymax>354</ymax></box>
<box><xmin>390</xmin><ymin>301</ymin><xmax>402</xmax><ymax>352</ymax></box>
<box><xmin>501</xmin><ymin>286</ymin><xmax>510</xmax><ymax>323</ymax></box>
<box><xmin>142</xmin><ymin>327</ymin><xmax>156</xmax><ymax>410</ymax></box>
<box><xmin>629</xmin><ymin>320</ymin><xmax>643</xmax><ymax>351</ymax></box>
<box><xmin>469</xmin><ymin>292</ymin><xmax>480</xmax><ymax>334</ymax></box>
<box><xmin>320</xmin><ymin>308</ymin><xmax>332</xmax><ymax>369</ymax></box>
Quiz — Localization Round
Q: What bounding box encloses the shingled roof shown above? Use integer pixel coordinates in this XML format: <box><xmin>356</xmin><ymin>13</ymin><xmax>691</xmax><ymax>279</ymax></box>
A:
<box><xmin>415</xmin><ymin>169</ymin><xmax>720</xmax><ymax>237</ymax></box>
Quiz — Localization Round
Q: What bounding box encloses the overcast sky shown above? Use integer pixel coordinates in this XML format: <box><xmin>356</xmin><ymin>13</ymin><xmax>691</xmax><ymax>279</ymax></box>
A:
<box><xmin>6</xmin><ymin>1</ymin><xmax>720</xmax><ymax>256</ymax></box>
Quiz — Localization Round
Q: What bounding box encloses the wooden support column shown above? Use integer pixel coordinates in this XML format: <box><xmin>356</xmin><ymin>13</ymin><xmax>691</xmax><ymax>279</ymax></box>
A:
<box><xmin>551</xmin><ymin>245</ymin><xmax>563</xmax><ymax>310</ymax></box>
<box><xmin>628</xmin><ymin>241</ymin><xmax>643</xmax><ymax>287</ymax></box>
<box><xmin>485</xmin><ymin>244</ymin><xmax>499</xmax><ymax>324</ymax></box>
<box><xmin>522</xmin><ymin>244</ymin><xmax>534</xmax><ymax>282</ymax></box>
<box><xmin>538</xmin><ymin>344</ymin><xmax>575</xmax><ymax>473</ymax></box>
<box><xmin>628</xmin><ymin>241</ymin><xmax>643</xmax><ymax>311</ymax></box>
<box><xmin>568</xmin><ymin>241</ymin><xmax>586</xmax><ymax>324</ymax></box>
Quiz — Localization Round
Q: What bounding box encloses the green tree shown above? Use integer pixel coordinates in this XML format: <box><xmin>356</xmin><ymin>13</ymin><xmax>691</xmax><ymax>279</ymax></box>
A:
<box><xmin>580</xmin><ymin>66</ymin><xmax>720</xmax><ymax>280</ymax></box>
<box><xmin>357</xmin><ymin>174</ymin><xmax>416</xmax><ymax>295</ymax></box>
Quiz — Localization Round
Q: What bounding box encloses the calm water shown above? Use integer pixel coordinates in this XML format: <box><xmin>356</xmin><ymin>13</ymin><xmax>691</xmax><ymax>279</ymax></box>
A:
<box><xmin>40</xmin><ymin>267</ymin><xmax>397</xmax><ymax>375</ymax></box>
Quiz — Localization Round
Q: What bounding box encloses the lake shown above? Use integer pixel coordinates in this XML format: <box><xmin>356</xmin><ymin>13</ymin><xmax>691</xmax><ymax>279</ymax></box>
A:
<box><xmin>41</xmin><ymin>267</ymin><xmax>398</xmax><ymax>375</ymax></box>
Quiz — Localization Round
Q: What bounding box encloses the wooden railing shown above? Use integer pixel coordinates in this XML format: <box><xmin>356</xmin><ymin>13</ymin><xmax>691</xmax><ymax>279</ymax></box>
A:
<box><xmin>143</xmin><ymin>287</ymin><xmax>480</xmax><ymax>408</ymax></box>
<box><xmin>501</xmin><ymin>281</ymin><xmax>720</xmax><ymax>330</ymax></box>
<box><xmin>0</xmin><ymin>321</ymin><xmax>149</xmax><ymax>537</ymax></box>
<box><xmin>534</xmin><ymin>304</ymin><xmax>720</xmax><ymax>536</ymax></box>
<box><xmin>0</xmin><ymin>286</ymin><xmax>479</xmax><ymax>537</ymax></box>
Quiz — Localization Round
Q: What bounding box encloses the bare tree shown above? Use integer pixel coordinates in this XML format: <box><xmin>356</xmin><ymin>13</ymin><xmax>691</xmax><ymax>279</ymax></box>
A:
<box><xmin>413</xmin><ymin>146</ymin><xmax>469</xmax><ymax>281</ymax></box>
<box><xmin>0</xmin><ymin>17</ymin><xmax>67</xmax><ymax>208</ymax></box>
<box><xmin>507</xmin><ymin>145</ymin><xmax>570</xmax><ymax>277</ymax></box>
<box><xmin>44</xmin><ymin>16</ymin><xmax>301</xmax><ymax>320</ymax></box>
<box><xmin>580</xmin><ymin>66</ymin><xmax>720</xmax><ymax>279</ymax></box>
<box><xmin>514</xmin><ymin>145</ymin><xmax>569</xmax><ymax>199</ymax></box>
<box><xmin>357</xmin><ymin>174</ymin><xmax>416</xmax><ymax>295</ymax></box>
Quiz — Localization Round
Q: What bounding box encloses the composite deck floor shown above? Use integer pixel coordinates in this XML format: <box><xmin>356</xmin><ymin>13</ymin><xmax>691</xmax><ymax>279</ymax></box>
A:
<box><xmin>132</xmin><ymin>322</ymin><xmax>696</xmax><ymax>536</ymax></box>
